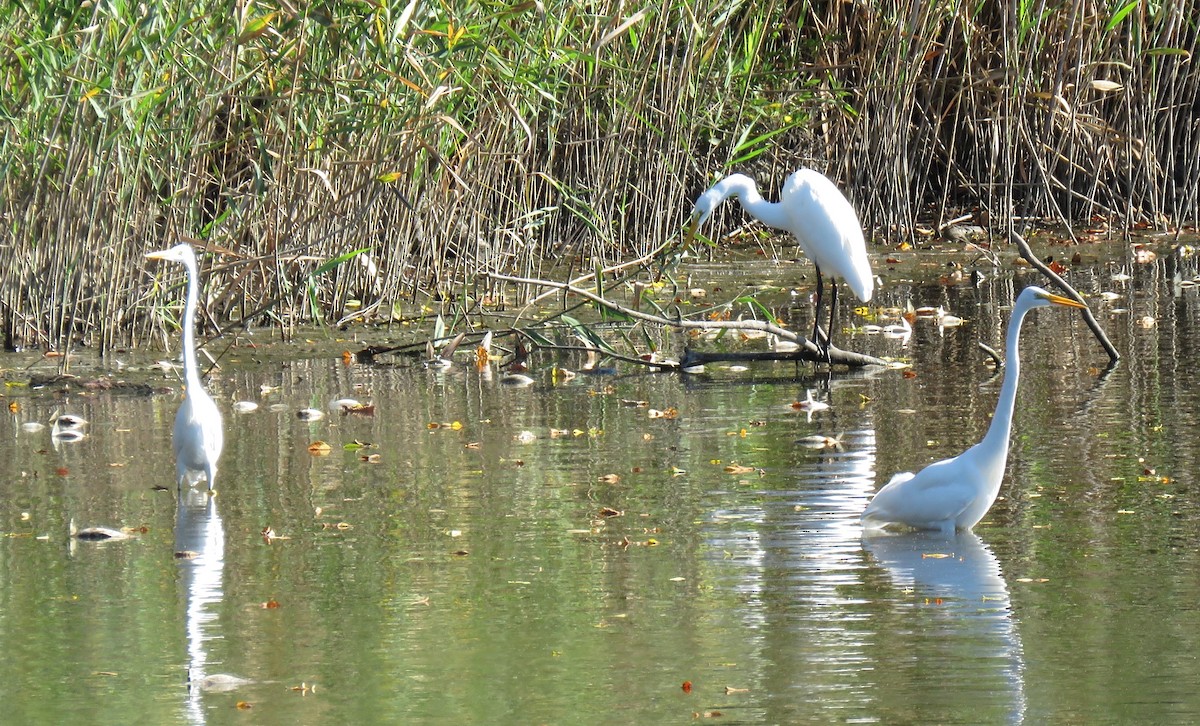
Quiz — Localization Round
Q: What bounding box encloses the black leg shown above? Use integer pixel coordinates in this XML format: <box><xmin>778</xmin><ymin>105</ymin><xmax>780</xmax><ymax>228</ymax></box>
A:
<box><xmin>825</xmin><ymin>283</ymin><xmax>839</xmax><ymax>363</ymax></box>
<box><xmin>811</xmin><ymin>266</ymin><xmax>825</xmax><ymax>354</ymax></box>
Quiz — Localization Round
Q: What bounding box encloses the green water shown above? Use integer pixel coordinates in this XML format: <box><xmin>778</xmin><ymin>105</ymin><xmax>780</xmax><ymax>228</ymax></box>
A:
<box><xmin>1</xmin><ymin>250</ymin><xmax>1198</xmax><ymax>724</ymax></box>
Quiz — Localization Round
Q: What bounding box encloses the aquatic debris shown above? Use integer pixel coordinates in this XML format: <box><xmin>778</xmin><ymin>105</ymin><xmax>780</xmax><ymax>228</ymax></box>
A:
<box><xmin>232</xmin><ymin>401</ymin><xmax>259</xmax><ymax>413</ymax></box>
<box><xmin>189</xmin><ymin>672</ymin><xmax>255</xmax><ymax>693</ymax></box>
<box><xmin>51</xmin><ymin>413</ymin><xmax>88</xmax><ymax>441</ymax></box>
<box><xmin>297</xmin><ymin>408</ymin><xmax>324</xmax><ymax>421</ymax></box>
<box><xmin>70</xmin><ymin>520</ymin><xmax>137</xmax><ymax>541</ymax></box>
<box><xmin>796</xmin><ymin>434</ymin><xmax>843</xmax><ymax>450</ymax></box>
<box><xmin>499</xmin><ymin>373</ymin><xmax>535</xmax><ymax>387</ymax></box>
<box><xmin>791</xmin><ymin>390</ymin><xmax>829</xmax><ymax>413</ymax></box>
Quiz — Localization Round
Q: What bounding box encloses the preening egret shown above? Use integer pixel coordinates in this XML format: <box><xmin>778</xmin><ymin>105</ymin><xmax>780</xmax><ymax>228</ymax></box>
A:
<box><xmin>861</xmin><ymin>286</ymin><xmax>1086</xmax><ymax>533</ymax></box>
<box><xmin>686</xmin><ymin>169</ymin><xmax>873</xmax><ymax>358</ymax></box>
<box><xmin>146</xmin><ymin>244</ymin><xmax>224</xmax><ymax>491</ymax></box>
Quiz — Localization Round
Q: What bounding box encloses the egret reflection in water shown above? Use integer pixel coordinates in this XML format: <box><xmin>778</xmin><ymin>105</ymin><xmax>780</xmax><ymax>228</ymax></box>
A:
<box><xmin>175</xmin><ymin>488</ymin><xmax>228</xmax><ymax>723</ymax></box>
<box><xmin>862</xmin><ymin>530</ymin><xmax>1026</xmax><ymax>723</ymax></box>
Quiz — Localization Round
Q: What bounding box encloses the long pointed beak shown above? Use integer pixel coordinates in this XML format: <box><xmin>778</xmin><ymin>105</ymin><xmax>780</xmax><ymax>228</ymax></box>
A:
<box><xmin>683</xmin><ymin>215</ymin><xmax>699</xmax><ymax>250</ymax></box>
<box><xmin>1046</xmin><ymin>292</ymin><xmax>1087</xmax><ymax>309</ymax></box>
<box><xmin>145</xmin><ymin>250</ymin><xmax>169</xmax><ymax>261</ymax></box>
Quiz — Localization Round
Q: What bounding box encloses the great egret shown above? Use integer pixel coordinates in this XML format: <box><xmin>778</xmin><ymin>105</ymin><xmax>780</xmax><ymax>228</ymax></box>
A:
<box><xmin>861</xmin><ymin>286</ymin><xmax>1086</xmax><ymax>533</ymax></box>
<box><xmin>686</xmin><ymin>169</ymin><xmax>873</xmax><ymax>358</ymax></box>
<box><xmin>146</xmin><ymin>243</ymin><xmax>224</xmax><ymax>491</ymax></box>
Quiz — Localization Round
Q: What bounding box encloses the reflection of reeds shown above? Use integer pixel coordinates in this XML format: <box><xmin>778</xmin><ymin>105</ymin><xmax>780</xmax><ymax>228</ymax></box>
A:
<box><xmin>1</xmin><ymin>2</ymin><xmax>1195</xmax><ymax>352</ymax></box>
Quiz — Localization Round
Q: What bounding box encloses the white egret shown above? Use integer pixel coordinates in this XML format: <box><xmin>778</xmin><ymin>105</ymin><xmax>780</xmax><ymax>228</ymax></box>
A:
<box><xmin>146</xmin><ymin>243</ymin><xmax>224</xmax><ymax>491</ymax></box>
<box><xmin>862</xmin><ymin>286</ymin><xmax>1086</xmax><ymax>533</ymax></box>
<box><xmin>686</xmin><ymin>169</ymin><xmax>873</xmax><ymax>358</ymax></box>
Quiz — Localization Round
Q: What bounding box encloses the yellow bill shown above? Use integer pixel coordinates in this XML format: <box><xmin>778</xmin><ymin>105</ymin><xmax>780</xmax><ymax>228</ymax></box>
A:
<box><xmin>1040</xmin><ymin>291</ymin><xmax>1087</xmax><ymax>309</ymax></box>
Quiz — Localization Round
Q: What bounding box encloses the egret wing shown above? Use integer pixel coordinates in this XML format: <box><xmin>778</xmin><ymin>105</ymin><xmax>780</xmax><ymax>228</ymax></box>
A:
<box><xmin>863</xmin><ymin>457</ymin><xmax>977</xmax><ymax>530</ymax></box>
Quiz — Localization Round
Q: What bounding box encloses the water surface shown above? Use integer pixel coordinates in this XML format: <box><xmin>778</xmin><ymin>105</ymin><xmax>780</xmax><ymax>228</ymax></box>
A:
<box><xmin>1</xmin><ymin>244</ymin><xmax>1198</xmax><ymax>723</ymax></box>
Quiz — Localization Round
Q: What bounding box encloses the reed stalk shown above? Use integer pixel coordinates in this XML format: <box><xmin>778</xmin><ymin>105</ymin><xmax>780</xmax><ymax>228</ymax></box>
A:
<box><xmin>1</xmin><ymin>0</ymin><xmax>1195</xmax><ymax>353</ymax></box>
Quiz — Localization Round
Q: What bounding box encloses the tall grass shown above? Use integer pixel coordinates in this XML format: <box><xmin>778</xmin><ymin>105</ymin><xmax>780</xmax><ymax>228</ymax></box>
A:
<box><xmin>1</xmin><ymin>1</ymin><xmax>1196</xmax><ymax>353</ymax></box>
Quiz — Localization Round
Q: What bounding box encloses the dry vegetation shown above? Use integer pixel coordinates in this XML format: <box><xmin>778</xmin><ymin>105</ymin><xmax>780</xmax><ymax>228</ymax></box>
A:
<box><xmin>0</xmin><ymin>0</ymin><xmax>1196</xmax><ymax>352</ymax></box>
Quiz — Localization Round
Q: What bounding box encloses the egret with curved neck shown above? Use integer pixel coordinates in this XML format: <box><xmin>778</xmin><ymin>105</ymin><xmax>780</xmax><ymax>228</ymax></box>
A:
<box><xmin>147</xmin><ymin>243</ymin><xmax>224</xmax><ymax>491</ymax></box>
<box><xmin>685</xmin><ymin>169</ymin><xmax>873</xmax><ymax>359</ymax></box>
<box><xmin>862</xmin><ymin>286</ymin><xmax>1086</xmax><ymax>533</ymax></box>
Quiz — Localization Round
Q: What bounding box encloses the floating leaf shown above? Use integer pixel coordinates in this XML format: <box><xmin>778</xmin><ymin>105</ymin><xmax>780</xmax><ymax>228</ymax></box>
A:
<box><xmin>307</xmin><ymin>441</ymin><xmax>332</xmax><ymax>455</ymax></box>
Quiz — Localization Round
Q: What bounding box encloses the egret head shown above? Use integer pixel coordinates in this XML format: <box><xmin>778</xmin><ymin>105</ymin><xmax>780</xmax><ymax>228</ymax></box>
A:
<box><xmin>684</xmin><ymin>187</ymin><xmax>726</xmax><ymax>247</ymax></box>
<box><xmin>146</xmin><ymin>243</ymin><xmax>197</xmax><ymax>265</ymax></box>
<box><xmin>1022</xmin><ymin>286</ymin><xmax>1087</xmax><ymax>311</ymax></box>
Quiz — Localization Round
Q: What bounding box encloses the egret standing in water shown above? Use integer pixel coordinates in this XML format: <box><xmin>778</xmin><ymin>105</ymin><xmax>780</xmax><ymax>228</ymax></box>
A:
<box><xmin>862</xmin><ymin>286</ymin><xmax>1086</xmax><ymax>533</ymax></box>
<box><xmin>146</xmin><ymin>243</ymin><xmax>224</xmax><ymax>492</ymax></box>
<box><xmin>685</xmin><ymin>169</ymin><xmax>873</xmax><ymax>358</ymax></box>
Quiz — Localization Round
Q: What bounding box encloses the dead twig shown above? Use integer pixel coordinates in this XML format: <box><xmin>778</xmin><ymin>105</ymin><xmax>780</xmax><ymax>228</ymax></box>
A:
<box><xmin>486</xmin><ymin>272</ymin><xmax>885</xmax><ymax>368</ymax></box>
<box><xmin>1009</xmin><ymin>231</ymin><xmax>1119</xmax><ymax>363</ymax></box>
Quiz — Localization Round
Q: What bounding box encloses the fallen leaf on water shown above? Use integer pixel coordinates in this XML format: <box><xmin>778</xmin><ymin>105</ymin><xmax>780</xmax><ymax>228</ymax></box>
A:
<box><xmin>175</xmin><ymin>550</ymin><xmax>198</xmax><ymax>559</ymax></box>
<box><xmin>261</xmin><ymin>599</ymin><xmax>281</xmax><ymax>609</ymax></box>
<box><xmin>291</xmin><ymin>682</ymin><xmax>316</xmax><ymax>694</ymax></box>
<box><xmin>344</xmin><ymin>403</ymin><xmax>375</xmax><ymax>416</ymax></box>
<box><xmin>723</xmin><ymin>464</ymin><xmax>755</xmax><ymax>474</ymax></box>
<box><xmin>725</xmin><ymin>686</ymin><xmax>749</xmax><ymax>694</ymax></box>
<box><xmin>360</xmin><ymin>453</ymin><xmax>382</xmax><ymax>463</ymax></box>
<box><xmin>7</xmin><ymin>402</ymin><xmax>18</xmax><ymax>413</ymax></box>
<box><xmin>236</xmin><ymin>701</ymin><xmax>252</xmax><ymax>710</ymax></box>
<box><xmin>922</xmin><ymin>552</ymin><xmax>952</xmax><ymax>559</ymax></box>
<box><xmin>681</xmin><ymin>680</ymin><xmax>693</xmax><ymax>693</ymax></box>
<box><xmin>599</xmin><ymin>507</ymin><xmax>623</xmax><ymax>517</ymax></box>
<box><xmin>598</xmin><ymin>473</ymin><xmax>621</xmax><ymax>484</ymax></box>
<box><xmin>693</xmin><ymin>710</ymin><xmax>723</xmax><ymax>718</ymax></box>
<box><xmin>451</xmin><ymin>549</ymin><xmax>470</xmax><ymax>556</ymax></box>
<box><xmin>1133</xmin><ymin>247</ymin><xmax>1157</xmax><ymax>264</ymax></box>
<box><xmin>307</xmin><ymin>441</ymin><xmax>332</xmax><ymax>455</ymax></box>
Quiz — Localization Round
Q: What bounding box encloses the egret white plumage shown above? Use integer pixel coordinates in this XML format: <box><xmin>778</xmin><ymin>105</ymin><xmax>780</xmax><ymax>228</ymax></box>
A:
<box><xmin>686</xmin><ymin>169</ymin><xmax>873</xmax><ymax>359</ymax></box>
<box><xmin>146</xmin><ymin>243</ymin><xmax>224</xmax><ymax>491</ymax></box>
<box><xmin>861</xmin><ymin>286</ymin><xmax>1086</xmax><ymax>533</ymax></box>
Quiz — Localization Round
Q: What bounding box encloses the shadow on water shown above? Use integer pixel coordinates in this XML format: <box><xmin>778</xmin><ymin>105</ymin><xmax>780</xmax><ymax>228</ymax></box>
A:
<box><xmin>175</xmin><ymin>489</ymin><xmax>229</xmax><ymax>723</ymax></box>
<box><xmin>862</xmin><ymin>530</ymin><xmax>1026</xmax><ymax>724</ymax></box>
